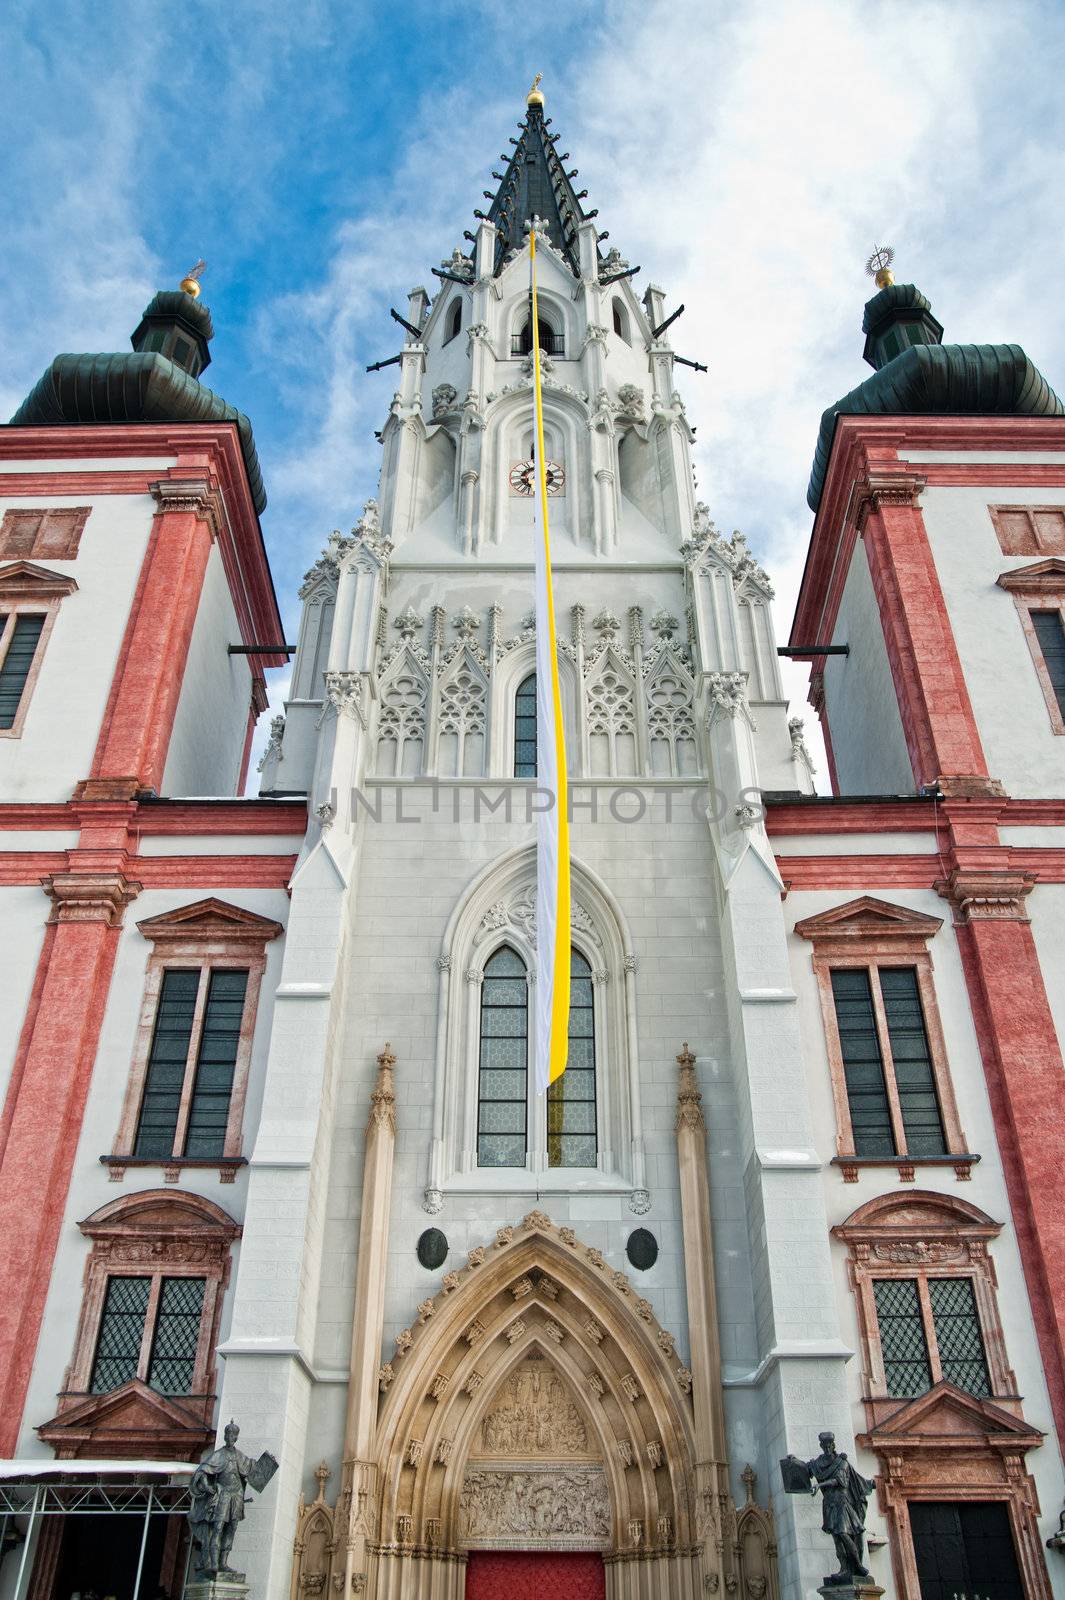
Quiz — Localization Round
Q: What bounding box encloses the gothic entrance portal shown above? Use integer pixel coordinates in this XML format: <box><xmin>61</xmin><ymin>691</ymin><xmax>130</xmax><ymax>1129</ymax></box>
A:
<box><xmin>465</xmin><ymin>1551</ymin><xmax>606</xmax><ymax>1599</ymax></box>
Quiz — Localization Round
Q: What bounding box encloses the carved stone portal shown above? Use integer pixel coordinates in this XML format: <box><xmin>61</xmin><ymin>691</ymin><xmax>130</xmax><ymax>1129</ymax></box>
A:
<box><xmin>470</xmin><ymin>1356</ymin><xmax>591</xmax><ymax>1458</ymax></box>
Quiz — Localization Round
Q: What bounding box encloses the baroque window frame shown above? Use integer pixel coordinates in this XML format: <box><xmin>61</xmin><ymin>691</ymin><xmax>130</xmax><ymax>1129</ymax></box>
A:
<box><xmin>0</xmin><ymin>560</ymin><xmax>78</xmax><ymax>738</ymax></box>
<box><xmin>37</xmin><ymin>1189</ymin><xmax>240</xmax><ymax>1459</ymax></box>
<box><xmin>109</xmin><ymin>898</ymin><xmax>282</xmax><ymax>1181</ymax></box>
<box><xmin>997</xmin><ymin>558</ymin><xmax>1065</xmax><ymax>735</ymax></box>
<box><xmin>425</xmin><ymin>845</ymin><xmax>645</xmax><ymax>1202</ymax></box>
<box><xmin>795</xmin><ymin>897</ymin><xmax>972</xmax><ymax>1180</ymax></box>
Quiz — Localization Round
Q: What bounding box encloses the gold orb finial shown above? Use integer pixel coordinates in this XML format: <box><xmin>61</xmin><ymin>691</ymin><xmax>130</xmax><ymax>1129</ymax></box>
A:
<box><xmin>180</xmin><ymin>259</ymin><xmax>207</xmax><ymax>298</ymax></box>
<box><xmin>527</xmin><ymin>72</ymin><xmax>544</xmax><ymax>107</ymax></box>
<box><xmin>865</xmin><ymin>243</ymin><xmax>895</xmax><ymax>291</ymax></box>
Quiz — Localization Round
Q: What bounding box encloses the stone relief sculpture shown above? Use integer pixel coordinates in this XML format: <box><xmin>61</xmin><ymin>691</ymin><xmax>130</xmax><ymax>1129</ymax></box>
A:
<box><xmin>460</xmin><ymin>1467</ymin><xmax>610</xmax><ymax>1545</ymax></box>
<box><xmin>472</xmin><ymin>1357</ymin><xmax>589</xmax><ymax>1457</ymax></box>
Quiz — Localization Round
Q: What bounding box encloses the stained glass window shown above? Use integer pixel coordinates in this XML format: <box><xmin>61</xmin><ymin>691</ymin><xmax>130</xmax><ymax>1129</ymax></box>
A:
<box><xmin>477</xmin><ymin>946</ymin><xmax>528</xmax><ymax>1167</ymax></box>
<box><xmin>515</xmin><ymin>673</ymin><xmax>537</xmax><ymax>777</ymax></box>
<box><xmin>548</xmin><ymin>949</ymin><xmax>597</xmax><ymax>1168</ymax></box>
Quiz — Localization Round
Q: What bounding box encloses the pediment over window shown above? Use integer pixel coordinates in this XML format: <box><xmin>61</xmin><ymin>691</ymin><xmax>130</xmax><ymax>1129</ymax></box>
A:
<box><xmin>997</xmin><ymin>557</ymin><xmax>1065</xmax><ymax>592</ymax></box>
<box><xmin>37</xmin><ymin>1377</ymin><xmax>213</xmax><ymax>1460</ymax></box>
<box><xmin>0</xmin><ymin>560</ymin><xmax>78</xmax><ymax>600</ymax></box>
<box><xmin>136</xmin><ymin>896</ymin><xmax>283</xmax><ymax>945</ymax></box>
<box><xmin>795</xmin><ymin>896</ymin><xmax>943</xmax><ymax>944</ymax></box>
<box><xmin>863</xmin><ymin>1379</ymin><xmax>1042</xmax><ymax>1452</ymax></box>
<box><xmin>834</xmin><ymin>1188</ymin><xmax>1000</xmax><ymax>1247</ymax></box>
<box><xmin>80</xmin><ymin>1187</ymin><xmax>241</xmax><ymax>1245</ymax></box>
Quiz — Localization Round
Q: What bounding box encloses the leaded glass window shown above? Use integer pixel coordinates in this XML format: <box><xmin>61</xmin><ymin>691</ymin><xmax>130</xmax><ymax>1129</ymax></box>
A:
<box><xmin>548</xmin><ymin>949</ymin><xmax>597</xmax><ymax>1168</ymax></box>
<box><xmin>873</xmin><ymin>1278</ymin><xmax>932</xmax><ymax>1396</ymax></box>
<box><xmin>134</xmin><ymin>967</ymin><xmax>249</xmax><ymax>1160</ymax></box>
<box><xmin>929</xmin><ymin>1277</ymin><xmax>991</xmax><ymax>1397</ymax></box>
<box><xmin>830</xmin><ymin>969</ymin><xmax>894</xmax><ymax>1157</ymax></box>
<box><xmin>515</xmin><ymin>673</ymin><xmax>537</xmax><ymax>777</ymax></box>
<box><xmin>0</xmin><ymin>613</ymin><xmax>45</xmax><ymax>728</ymax></box>
<box><xmin>477</xmin><ymin>946</ymin><xmax>528</xmax><ymax>1167</ymax></box>
<box><xmin>148</xmin><ymin>1276</ymin><xmax>206</xmax><ymax>1393</ymax></box>
<box><xmin>91</xmin><ymin>1276</ymin><xmax>151</xmax><ymax>1393</ymax></box>
<box><xmin>880</xmin><ymin>968</ymin><xmax>946</xmax><ymax>1157</ymax></box>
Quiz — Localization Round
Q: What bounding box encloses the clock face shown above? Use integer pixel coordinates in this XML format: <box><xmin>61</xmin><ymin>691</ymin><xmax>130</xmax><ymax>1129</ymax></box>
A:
<box><xmin>509</xmin><ymin>459</ymin><xmax>566</xmax><ymax>497</ymax></box>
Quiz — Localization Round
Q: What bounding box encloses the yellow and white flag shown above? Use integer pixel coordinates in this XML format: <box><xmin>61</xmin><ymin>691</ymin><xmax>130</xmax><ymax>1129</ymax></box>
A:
<box><xmin>530</xmin><ymin>225</ymin><xmax>571</xmax><ymax>1094</ymax></box>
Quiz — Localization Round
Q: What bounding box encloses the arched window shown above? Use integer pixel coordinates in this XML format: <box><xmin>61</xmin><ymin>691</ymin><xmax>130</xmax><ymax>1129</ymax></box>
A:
<box><xmin>514</xmin><ymin>313</ymin><xmax>561</xmax><ymax>357</ymax></box>
<box><xmin>444</xmin><ymin>297</ymin><xmax>463</xmax><ymax>344</ymax></box>
<box><xmin>514</xmin><ymin>673</ymin><xmax>537</xmax><ymax>776</ymax></box>
<box><xmin>548</xmin><ymin>949</ymin><xmax>597</xmax><ymax>1167</ymax></box>
<box><xmin>612</xmin><ymin>298</ymin><xmax>629</xmax><ymax>344</ymax></box>
<box><xmin>477</xmin><ymin>945</ymin><xmax>528</xmax><ymax>1167</ymax></box>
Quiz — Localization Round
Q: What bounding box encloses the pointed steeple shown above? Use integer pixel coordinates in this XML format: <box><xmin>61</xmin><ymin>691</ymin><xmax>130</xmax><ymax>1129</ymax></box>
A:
<box><xmin>480</xmin><ymin>78</ymin><xmax>598</xmax><ymax>275</ymax></box>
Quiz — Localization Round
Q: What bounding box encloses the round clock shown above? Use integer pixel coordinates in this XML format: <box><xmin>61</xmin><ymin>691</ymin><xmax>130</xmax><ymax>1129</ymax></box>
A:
<box><xmin>509</xmin><ymin>459</ymin><xmax>566</xmax><ymax>497</ymax></box>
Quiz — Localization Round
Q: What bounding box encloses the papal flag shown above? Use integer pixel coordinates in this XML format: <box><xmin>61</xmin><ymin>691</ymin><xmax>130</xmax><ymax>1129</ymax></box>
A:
<box><xmin>530</xmin><ymin>223</ymin><xmax>571</xmax><ymax>1093</ymax></box>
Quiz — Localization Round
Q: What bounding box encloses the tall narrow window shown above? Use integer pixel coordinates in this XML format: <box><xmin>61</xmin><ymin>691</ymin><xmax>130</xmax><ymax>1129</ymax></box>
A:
<box><xmin>873</xmin><ymin>1278</ymin><xmax>932</xmax><ymax>1396</ymax></box>
<box><xmin>929</xmin><ymin>1277</ymin><xmax>991</xmax><ymax>1397</ymax></box>
<box><xmin>829</xmin><ymin>966</ymin><xmax>946</xmax><ymax>1159</ymax></box>
<box><xmin>445</xmin><ymin>298</ymin><xmax>463</xmax><ymax>344</ymax></box>
<box><xmin>830</xmin><ymin>969</ymin><xmax>894</xmax><ymax>1157</ymax></box>
<box><xmin>0</xmin><ymin>613</ymin><xmax>45</xmax><ymax>728</ymax></box>
<box><xmin>548</xmin><ymin>948</ymin><xmax>597</xmax><ymax>1168</ymax></box>
<box><xmin>514</xmin><ymin>673</ymin><xmax>537</xmax><ymax>777</ymax></box>
<box><xmin>148</xmin><ymin>1276</ymin><xmax>206</xmax><ymax>1392</ymax></box>
<box><xmin>1030</xmin><ymin>610</ymin><xmax>1065</xmax><ymax>718</ymax></box>
<box><xmin>477</xmin><ymin>946</ymin><xmax>528</xmax><ymax>1167</ymax></box>
<box><xmin>514</xmin><ymin>316</ymin><xmax>561</xmax><ymax>356</ymax></box>
<box><xmin>91</xmin><ymin>1276</ymin><xmax>151</xmax><ymax>1392</ymax></box>
<box><xmin>612</xmin><ymin>299</ymin><xmax>629</xmax><ymax>343</ymax></box>
<box><xmin>134</xmin><ymin>967</ymin><xmax>249</xmax><ymax>1160</ymax></box>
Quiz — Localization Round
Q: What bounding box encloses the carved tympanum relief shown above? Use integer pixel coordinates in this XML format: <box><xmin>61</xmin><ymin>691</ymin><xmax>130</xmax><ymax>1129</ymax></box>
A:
<box><xmin>470</xmin><ymin>1356</ymin><xmax>591</xmax><ymax>1458</ymax></box>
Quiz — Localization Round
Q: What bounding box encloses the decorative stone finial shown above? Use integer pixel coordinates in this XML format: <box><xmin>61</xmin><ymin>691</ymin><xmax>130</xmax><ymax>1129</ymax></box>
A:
<box><xmin>527</xmin><ymin>71</ymin><xmax>544</xmax><ymax>107</ymax></box>
<box><xmin>675</xmin><ymin>1043</ymin><xmax>705</xmax><ymax>1134</ymax></box>
<box><xmin>180</xmin><ymin>259</ymin><xmax>206</xmax><ymax>298</ymax></box>
<box><xmin>369</xmin><ymin>1043</ymin><xmax>397</xmax><ymax>1133</ymax></box>
<box><xmin>865</xmin><ymin>243</ymin><xmax>895</xmax><ymax>290</ymax></box>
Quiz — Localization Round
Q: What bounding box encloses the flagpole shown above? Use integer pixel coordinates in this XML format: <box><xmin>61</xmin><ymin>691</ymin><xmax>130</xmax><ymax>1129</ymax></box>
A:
<box><xmin>530</xmin><ymin>221</ymin><xmax>571</xmax><ymax>1092</ymax></box>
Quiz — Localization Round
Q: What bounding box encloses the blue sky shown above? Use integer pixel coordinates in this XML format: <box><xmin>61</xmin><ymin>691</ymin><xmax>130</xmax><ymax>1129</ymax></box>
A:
<box><xmin>4</xmin><ymin>0</ymin><xmax>1065</xmax><ymax>781</ymax></box>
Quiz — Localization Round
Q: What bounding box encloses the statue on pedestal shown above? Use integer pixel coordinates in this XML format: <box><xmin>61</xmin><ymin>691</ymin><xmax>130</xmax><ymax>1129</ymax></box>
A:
<box><xmin>188</xmin><ymin>1419</ymin><xmax>278</xmax><ymax>1583</ymax></box>
<box><xmin>781</xmin><ymin>1431</ymin><xmax>876</xmax><ymax>1589</ymax></box>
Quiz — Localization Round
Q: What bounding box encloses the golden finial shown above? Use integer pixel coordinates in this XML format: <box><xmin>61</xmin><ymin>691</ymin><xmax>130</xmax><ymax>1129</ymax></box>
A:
<box><xmin>865</xmin><ymin>243</ymin><xmax>895</xmax><ymax>291</ymax></box>
<box><xmin>180</xmin><ymin>259</ymin><xmax>207</xmax><ymax>298</ymax></box>
<box><xmin>527</xmin><ymin>72</ymin><xmax>544</xmax><ymax>108</ymax></box>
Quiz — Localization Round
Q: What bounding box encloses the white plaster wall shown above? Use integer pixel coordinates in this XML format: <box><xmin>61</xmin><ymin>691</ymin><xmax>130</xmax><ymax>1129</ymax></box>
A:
<box><xmin>921</xmin><ymin>484</ymin><xmax>1065</xmax><ymax>798</ymax></box>
<box><xmin>1026</xmin><ymin>882</ymin><xmax>1065</xmax><ymax>1070</ymax></box>
<box><xmin>823</xmin><ymin>536</ymin><xmax>914</xmax><ymax>797</ymax></box>
<box><xmin>15</xmin><ymin>884</ymin><xmax>289</xmax><ymax>1457</ymax></box>
<box><xmin>784</xmin><ymin>882</ymin><xmax>1065</xmax><ymax>1579</ymax></box>
<box><xmin>162</xmin><ymin>543</ymin><xmax>254</xmax><ymax>798</ymax></box>
<box><xmin>0</xmin><ymin>492</ymin><xmax>156</xmax><ymax>802</ymax></box>
<box><xmin>0</xmin><ymin>886</ymin><xmax>50</xmax><ymax>1110</ymax></box>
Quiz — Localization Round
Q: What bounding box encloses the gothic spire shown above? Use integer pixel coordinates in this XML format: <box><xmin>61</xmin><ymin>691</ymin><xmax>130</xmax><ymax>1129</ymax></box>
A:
<box><xmin>481</xmin><ymin>80</ymin><xmax>597</xmax><ymax>275</ymax></box>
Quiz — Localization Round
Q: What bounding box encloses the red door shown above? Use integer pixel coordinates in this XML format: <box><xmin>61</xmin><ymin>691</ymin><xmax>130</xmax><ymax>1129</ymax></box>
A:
<box><xmin>465</xmin><ymin>1551</ymin><xmax>606</xmax><ymax>1600</ymax></box>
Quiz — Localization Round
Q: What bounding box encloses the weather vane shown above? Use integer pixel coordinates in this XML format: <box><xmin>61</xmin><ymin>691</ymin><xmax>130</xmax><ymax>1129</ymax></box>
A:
<box><xmin>865</xmin><ymin>244</ymin><xmax>895</xmax><ymax>290</ymax></box>
<box><xmin>527</xmin><ymin>72</ymin><xmax>544</xmax><ymax>106</ymax></box>
<box><xmin>180</xmin><ymin>260</ymin><xmax>207</xmax><ymax>299</ymax></box>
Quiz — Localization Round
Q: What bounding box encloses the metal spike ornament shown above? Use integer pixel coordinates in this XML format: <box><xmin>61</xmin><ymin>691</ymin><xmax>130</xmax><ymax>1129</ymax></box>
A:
<box><xmin>180</xmin><ymin>260</ymin><xmax>207</xmax><ymax>298</ymax></box>
<box><xmin>865</xmin><ymin>244</ymin><xmax>895</xmax><ymax>290</ymax></box>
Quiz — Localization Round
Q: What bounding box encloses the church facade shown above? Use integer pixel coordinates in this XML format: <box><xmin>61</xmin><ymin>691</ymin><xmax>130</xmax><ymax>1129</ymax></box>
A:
<box><xmin>2</xmin><ymin>84</ymin><xmax>1065</xmax><ymax>1600</ymax></box>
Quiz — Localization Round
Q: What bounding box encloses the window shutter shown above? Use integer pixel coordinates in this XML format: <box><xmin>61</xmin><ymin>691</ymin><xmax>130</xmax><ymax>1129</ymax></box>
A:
<box><xmin>184</xmin><ymin>969</ymin><xmax>249</xmax><ymax>1157</ymax></box>
<box><xmin>134</xmin><ymin>969</ymin><xmax>200</xmax><ymax>1157</ymax></box>
<box><xmin>0</xmin><ymin>614</ymin><xmax>45</xmax><ymax>728</ymax></box>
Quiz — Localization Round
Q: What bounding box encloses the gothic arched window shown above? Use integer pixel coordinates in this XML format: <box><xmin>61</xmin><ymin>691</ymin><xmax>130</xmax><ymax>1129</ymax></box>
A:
<box><xmin>612</xmin><ymin>298</ymin><xmax>630</xmax><ymax>344</ymax></box>
<box><xmin>548</xmin><ymin>948</ymin><xmax>597</xmax><ymax>1168</ymax></box>
<box><xmin>476</xmin><ymin>945</ymin><xmax>529</xmax><ymax>1167</ymax></box>
<box><xmin>514</xmin><ymin>313</ymin><xmax>561</xmax><ymax>357</ymax></box>
<box><xmin>445</xmin><ymin>297</ymin><xmax>463</xmax><ymax>344</ymax></box>
<box><xmin>514</xmin><ymin>672</ymin><xmax>537</xmax><ymax>777</ymax></box>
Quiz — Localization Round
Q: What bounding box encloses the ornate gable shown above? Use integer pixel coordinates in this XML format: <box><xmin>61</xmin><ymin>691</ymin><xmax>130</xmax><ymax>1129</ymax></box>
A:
<box><xmin>37</xmin><ymin>1377</ymin><xmax>214</xmax><ymax>1461</ymax></box>
<box><xmin>135</xmin><ymin>897</ymin><xmax>283</xmax><ymax>945</ymax></box>
<box><xmin>864</xmin><ymin>1379</ymin><xmax>1043</xmax><ymax>1451</ymax></box>
<box><xmin>0</xmin><ymin>559</ymin><xmax>78</xmax><ymax>599</ymax></box>
<box><xmin>795</xmin><ymin>896</ymin><xmax>943</xmax><ymax>945</ymax></box>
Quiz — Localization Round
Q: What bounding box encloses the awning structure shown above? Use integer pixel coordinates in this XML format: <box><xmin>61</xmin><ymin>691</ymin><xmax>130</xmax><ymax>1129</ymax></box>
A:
<box><xmin>0</xmin><ymin>1462</ymin><xmax>197</xmax><ymax>1600</ymax></box>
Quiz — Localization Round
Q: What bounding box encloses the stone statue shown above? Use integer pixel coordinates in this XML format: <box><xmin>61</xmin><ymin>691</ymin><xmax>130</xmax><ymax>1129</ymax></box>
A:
<box><xmin>781</xmin><ymin>1431</ymin><xmax>875</xmax><ymax>1588</ymax></box>
<box><xmin>188</xmin><ymin>1419</ymin><xmax>278</xmax><ymax>1583</ymax></box>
